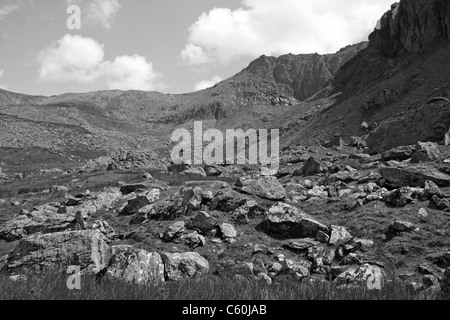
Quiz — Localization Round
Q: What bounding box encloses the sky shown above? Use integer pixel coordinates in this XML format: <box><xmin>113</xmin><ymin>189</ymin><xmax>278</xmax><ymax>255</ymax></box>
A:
<box><xmin>0</xmin><ymin>0</ymin><xmax>395</xmax><ymax>96</ymax></box>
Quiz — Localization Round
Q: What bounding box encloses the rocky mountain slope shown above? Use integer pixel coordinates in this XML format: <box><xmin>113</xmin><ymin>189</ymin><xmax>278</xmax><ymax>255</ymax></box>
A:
<box><xmin>282</xmin><ymin>0</ymin><xmax>450</xmax><ymax>150</ymax></box>
<box><xmin>0</xmin><ymin>42</ymin><xmax>365</xmax><ymax>158</ymax></box>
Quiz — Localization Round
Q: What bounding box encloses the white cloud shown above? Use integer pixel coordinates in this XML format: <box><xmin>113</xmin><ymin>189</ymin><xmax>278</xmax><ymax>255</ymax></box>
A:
<box><xmin>38</xmin><ymin>34</ymin><xmax>164</xmax><ymax>91</ymax></box>
<box><xmin>182</xmin><ymin>0</ymin><xmax>394</xmax><ymax>65</ymax></box>
<box><xmin>67</xmin><ymin>0</ymin><xmax>121</xmax><ymax>30</ymax></box>
<box><xmin>194</xmin><ymin>76</ymin><xmax>223</xmax><ymax>91</ymax></box>
<box><xmin>0</xmin><ymin>4</ymin><xmax>19</xmax><ymax>21</ymax></box>
<box><xmin>181</xmin><ymin>44</ymin><xmax>212</xmax><ymax>66</ymax></box>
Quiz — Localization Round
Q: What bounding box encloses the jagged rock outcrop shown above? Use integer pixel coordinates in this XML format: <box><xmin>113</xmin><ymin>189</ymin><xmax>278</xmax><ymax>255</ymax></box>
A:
<box><xmin>369</xmin><ymin>0</ymin><xmax>450</xmax><ymax>57</ymax></box>
<box><xmin>2</xmin><ymin>230</ymin><xmax>111</xmax><ymax>274</ymax></box>
<box><xmin>107</xmin><ymin>245</ymin><xmax>165</xmax><ymax>285</ymax></box>
<box><xmin>237</xmin><ymin>42</ymin><xmax>368</xmax><ymax>101</ymax></box>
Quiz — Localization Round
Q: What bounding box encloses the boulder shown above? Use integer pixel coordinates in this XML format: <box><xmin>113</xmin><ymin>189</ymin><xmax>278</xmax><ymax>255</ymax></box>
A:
<box><xmin>329</xmin><ymin>225</ymin><xmax>353</xmax><ymax>245</ymax></box>
<box><xmin>299</xmin><ymin>157</ymin><xmax>327</xmax><ymax>176</ymax></box>
<box><xmin>236</xmin><ymin>176</ymin><xmax>286</xmax><ymax>201</ymax></box>
<box><xmin>3</xmin><ymin>230</ymin><xmax>111</xmax><ymax>274</ymax></box>
<box><xmin>262</xmin><ymin>203</ymin><xmax>329</xmax><ymax>239</ymax></box>
<box><xmin>411</xmin><ymin>142</ymin><xmax>441</xmax><ymax>163</ymax></box>
<box><xmin>162</xmin><ymin>221</ymin><xmax>186</xmax><ymax>242</ymax></box>
<box><xmin>187</xmin><ymin>211</ymin><xmax>216</xmax><ymax>233</ymax></box>
<box><xmin>0</xmin><ymin>206</ymin><xmax>86</xmax><ymax>242</ymax></box>
<box><xmin>208</xmin><ymin>188</ymin><xmax>248</xmax><ymax>213</ymax></box>
<box><xmin>335</xmin><ymin>264</ymin><xmax>385</xmax><ymax>290</ymax></box>
<box><xmin>391</xmin><ymin>221</ymin><xmax>416</xmax><ymax>233</ymax></box>
<box><xmin>381</xmin><ymin>146</ymin><xmax>415</xmax><ymax>162</ymax></box>
<box><xmin>180</xmin><ymin>232</ymin><xmax>206</xmax><ymax>248</ymax></box>
<box><xmin>383</xmin><ymin>187</ymin><xmax>414</xmax><ymax>207</ymax></box>
<box><xmin>380</xmin><ymin>164</ymin><xmax>450</xmax><ymax>187</ymax></box>
<box><xmin>182</xmin><ymin>167</ymin><xmax>207</xmax><ymax>177</ymax></box>
<box><xmin>161</xmin><ymin>252</ymin><xmax>209</xmax><ymax>281</ymax></box>
<box><xmin>107</xmin><ymin>245</ymin><xmax>165</xmax><ymax>285</ymax></box>
<box><xmin>91</xmin><ymin>220</ymin><xmax>118</xmax><ymax>241</ymax></box>
<box><xmin>218</xmin><ymin>223</ymin><xmax>238</xmax><ymax>240</ymax></box>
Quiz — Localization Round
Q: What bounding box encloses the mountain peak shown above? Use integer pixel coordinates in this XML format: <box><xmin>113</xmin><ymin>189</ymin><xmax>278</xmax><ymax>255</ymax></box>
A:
<box><xmin>369</xmin><ymin>0</ymin><xmax>450</xmax><ymax>57</ymax></box>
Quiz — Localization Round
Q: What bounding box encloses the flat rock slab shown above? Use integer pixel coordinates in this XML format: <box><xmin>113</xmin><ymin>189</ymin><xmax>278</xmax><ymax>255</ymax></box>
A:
<box><xmin>380</xmin><ymin>164</ymin><xmax>450</xmax><ymax>187</ymax></box>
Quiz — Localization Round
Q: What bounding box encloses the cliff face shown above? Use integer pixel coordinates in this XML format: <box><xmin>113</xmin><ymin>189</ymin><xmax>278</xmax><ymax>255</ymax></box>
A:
<box><xmin>236</xmin><ymin>42</ymin><xmax>367</xmax><ymax>101</ymax></box>
<box><xmin>369</xmin><ymin>0</ymin><xmax>450</xmax><ymax>57</ymax></box>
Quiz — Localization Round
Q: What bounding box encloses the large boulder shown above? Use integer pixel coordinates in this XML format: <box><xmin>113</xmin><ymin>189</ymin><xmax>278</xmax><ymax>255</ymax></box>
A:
<box><xmin>299</xmin><ymin>157</ymin><xmax>327</xmax><ymax>176</ymax></box>
<box><xmin>380</xmin><ymin>164</ymin><xmax>450</xmax><ymax>187</ymax></box>
<box><xmin>208</xmin><ymin>188</ymin><xmax>248</xmax><ymax>213</ymax></box>
<box><xmin>107</xmin><ymin>245</ymin><xmax>165</xmax><ymax>285</ymax></box>
<box><xmin>381</xmin><ymin>145</ymin><xmax>415</xmax><ymax>162</ymax></box>
<box><xmin>2</xmin><ymin>230</ymin><xmax>111</xmax><ymax>274</ymax></box>
<box><xmin>235</xmin><ymin>176</ymin><xmax>286</xmax><ymax>201</ymax></box>
<box><xmin>119</xmin><ymin>189</ymin><xmax>160</xmax><ymax>216</ymax></box>
<box><xmin>261</xmin><ymin>203</ymin><xmax>329</xmax><ymax>239</ymax></box>
<box><xmin>161</xmin><ymin>252</ymin><xmax>209</xmax><ymax>281</ymax></box>
<box><xmin>335</xmin><ymin>264</ymin><xmax>385</xmax><ymax>290</ymax></box>
<box><xmin>0</xmin><ymin>205</ymin><xmax>86</xmax><ymax>242</ymax></box>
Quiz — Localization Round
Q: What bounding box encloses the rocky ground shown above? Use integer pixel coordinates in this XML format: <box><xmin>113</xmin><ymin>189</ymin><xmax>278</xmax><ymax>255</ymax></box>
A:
<box><xmin>1</xmin><ymin>138</ymin><xmax>450</xmax><ymax>298</ymax></box>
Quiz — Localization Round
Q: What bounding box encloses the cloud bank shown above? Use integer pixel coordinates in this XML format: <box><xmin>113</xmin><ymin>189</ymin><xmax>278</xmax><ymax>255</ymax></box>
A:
<box><xmin>181</xmin><ymin>0</ymin><xmax>394</xmax><ymax>65</ymax></box>
<box><xmin>38</xmin><ymin>34</ymin><xmax>164</xmax><ymax>91</ymax></box>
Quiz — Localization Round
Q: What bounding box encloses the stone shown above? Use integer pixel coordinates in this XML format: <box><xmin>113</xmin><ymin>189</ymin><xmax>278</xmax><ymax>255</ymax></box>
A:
<box><xmin>380</xmin><ymin>164</ymin><xmax>450</xmax><ymax>187</ymax></box>
<box><xmin>162</xmin><ymin>221</ymin><xmax>186</xmax><ymax>242</ymax></box>
<box><xmin>258</xmin><ymin>273</ymin><xmax>272</xmax><ymax>285</ymax></box>
<box><xmin>168</xmin><ymin>162</ymin><xmax>191</xmax><ymax>174</ymax></box>
<box><xmin>424</xmin><ymin>180</ymin><xmax>443</xmax><ymax>198</ymax></box>
<box><xmin>236</xmin><ymin>176</ymin><xmax>286</xmax><ymax>201</ymax></box>
<box><xmin>391</xmin><ymin>221</ymin><xmax>415</xmax><ymax>233</ymax></box>
<box><xmin>182</xmin><ymin>167</ymin><xmax>207</xmax><ymax>177</ymax></box>
<box><xmin>418</xmin><ymin>208</ymin><xmax>429</xmax><ymax>220</ymax></box>
<box><xmin>262</xmin><ymin>203</ymin><xmax>329</xmax><ymax>239</ymax></box>
<box><xmin>3</xmin><ymin>230</ymin><xmax>111</xmax><ymax>274</ymax></box>
<box><xmin>0</xmin><ymin>207</ymin><xmax>86</xmax><ymax>242</ymax></box>
<box><xmin>307</xmin><ymin>186</ymin><xmax>328</xmax><ymax>199</ymax></box>
<box><xmin>335</xmin><ymin>264</ymin><xmax>385</xmax><ymax>290</ymax></box>
<box><xmin>285</xmin><ymin>259</ymin><xmax>312</xmax><ymax>278</ymax></box>
<box><xmin>91</xmin><ymin>220</ymin><xmax>118</xmax><ymax>241</ymax></box>
<box><xmin>107</xmin><ymin>245</ymin><xmax>165</xmax><ymax>285</ymax></box>
<box><xmin>218</xmin><ymin>223</ymin><xmax>237</xmax><ymax>239</ymax></box>
<box><xmin>187</xmin><ymin>211</ymin><xmax>216</xmax><ymax>233</ymax></box>
<box><xmin>49</xmin><ymin>185</ymin><xmax>69</xmax><ymax>193</ymax></box>
<box><xmin>383</xmin><ymin>187</ymin><xmax>414</xmax><ymax>207</ymax></box>
<box><xmin>161</xmin><ymin>252</ymin><xmax>209</xmax><ymax>281</ymax></box>
<box><xmin>208</xmin><ymin>188</ymin><xmax>248</xmax><ymax>213</ymax></box>
<box><xmin>119</xmin><ymin>189</ymin><xmax>160</xmax><ymax>216</ymax></box>
<box><xmin>411</xmin><ymin>142</ymin><xmax>441</xmax><ymax>164</ymax></box>
<box><xmin>429</xmin><ymin>195</ymin><xmax>450</xmax><ymax>212</ymax></box>
<box><xmin>181</xmin><ymin>231</ymin><xmax>206</xmax><ymax>248</ymax></box>
<box><xmin>329</xmin><ymin>225</ymin><xmax>353</xmax><ymax>245</ymax></box>
<box><xmin>381</xmin><ymin>146</ymin><xmax>415</xmax><ymax>162</ymax></box>
<box><xmin>300</xmin><ymin>157</ymin><xmax>327</xmax><ymax>176</ymax></box>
